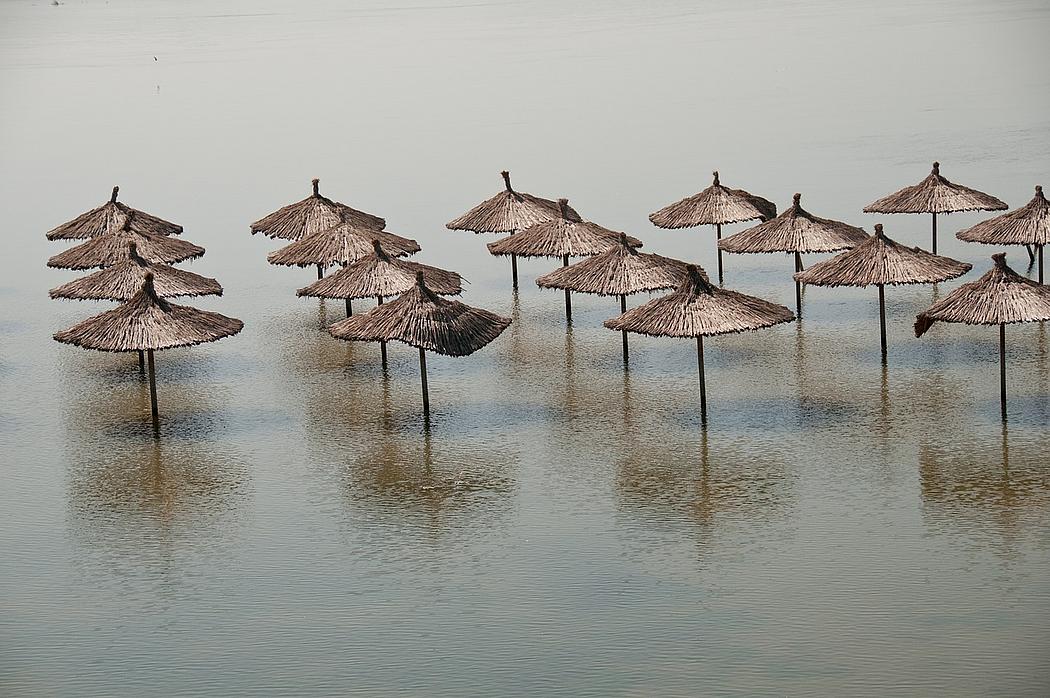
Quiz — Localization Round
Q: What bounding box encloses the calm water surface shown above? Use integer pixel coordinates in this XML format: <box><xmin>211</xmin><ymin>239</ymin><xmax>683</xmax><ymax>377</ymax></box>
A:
<box><xmin>1</xmin><ymin>1</ymin><xmax>1049</xmax><ymax>695</ymax></box>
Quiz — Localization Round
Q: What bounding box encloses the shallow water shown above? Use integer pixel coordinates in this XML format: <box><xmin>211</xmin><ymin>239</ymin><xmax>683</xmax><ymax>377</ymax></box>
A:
<box><xmin>2</xmin><ymin>0</ymin><xmax>1049</xmax><ymax>695</ymax></box>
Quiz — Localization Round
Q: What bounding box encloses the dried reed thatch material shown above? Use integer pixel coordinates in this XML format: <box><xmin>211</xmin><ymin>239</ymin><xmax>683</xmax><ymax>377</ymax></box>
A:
<box><xmin>49</xmin><ymin>241</ymin><xmax>221</xmax><ymax>301</ymax></box>
<box><xmin>45</xmin><ymin>186</ymin><xmax>182</xmax><ymax>241</ymax></box>
<box><xmin>863</xmin><ymin>161</ymin><xmax>1007</xmax><ymax>253</ymax></box>
<box><xmin>47</xmin><ymin>214</ymin><xmax>205</xmax><ymax>270</ymax></box>
<box><xmin>446</xmin><ymin>170</ymin><xmax>577</xmax><ymax>234</ymax></box>
<box><xmin>298</xmin><ymin>240</ymin><xmax>462</xmax><ymax>301</ymax></box>
<box><xmin>329</xmin><ymin>271</ymin><xmax>510</xmax><ymax>414</ymax></box>
<box><xmin>794</xmin><ymin>223</ymin><xmax>971</xmax><ymax>359</ymax></box>
<box><xmin>649</xmin><ymin>171</ymin><xmax>776</xmax><ymax>283</ymax></box>
<box><xmin>604</xmin><ymin>265</ymin><xmax>794</xmax><ymax>423</ymax></box>
<box><xmin>487</xmin><ymin>199</ymin><xmax>641</xmax><ymax>259</ymax></box>
<box><xmin>251</xmin><ymin>178</ymin><xmax>385</xmax><ymax>240</ymax></box>
<box><xmin>957</xmin><ymin>186</ymin><xmax>1049</xmax><ymax>283</ymax></box>
<box><xmin>53</xmin><ymin>272</ymin><xmax>243</xmax><ymax>426</ymax></box>
<box><xmin>915</xmin><ymin>253</ymin><xmax>1050</xmax><ymax>420</ymax></box>
<box><xmin>536</xmin><ymin>233</ymin><xmax>692</xmax><ymax>297</ymax></box>
<box><xmin>267</xmin><ymin>220</ymin><xmax>420</xmax><ymax>269</ymax></box>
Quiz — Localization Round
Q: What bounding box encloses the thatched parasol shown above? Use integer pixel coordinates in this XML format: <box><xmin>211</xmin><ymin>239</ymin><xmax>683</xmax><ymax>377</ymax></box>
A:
<box><xmin>50</xmin><ymin>240</ymin><xmax>222</xmax><ymax>301</ymax></box>
<box><xmin>536</xmin><ymin>233</ymin><xmax>693</xmax><ymax>362</ymax></box>
<box><xmin>446</xmin><ymin>170</ymin><xmax>579</xmax><ymax>288</ymax></box>
<box><xmin>604</xmin><ymin>264</ymin><xmax>794</xmax><ymax>422</ymax></box>
<box><xmin>47</xmin><ymin>213</ymin><xmax>205</xmax><ymax>270</ymax></box>
<box><xmin>298</xmin><ymin>239</ymin><xmax>463</xmax><ymax>365</ymax></box>
<box><xmin>956</xmin><ymin>185</ymin><xmax>1049</xmax><ymax>284</ymax></box>
<box><xmin>863</xmin><ymin>161</ymin><xmax>1007</xmax><ymax>254</ymax></box>
<box><xmin>488</xmin><ymin>199</ymin><xmax>642</xmax><ymax>322</ymax></box>
<box><xmin>795</xmin><ymin>223</ymin><xmax>971</xmax><ymax>360</ymax></box>
<box><xmin>53</xmin><ymin>272</ymin><xmax>243</xmax><ymax>427</ymax></box>
<box><xmin>719</xmin><ymin>193</ymin><xmax>869</xmax><ymax>317</ymax></box>
<box><xmin>329</xmin><ymin>271</ymin><xmax>510</xmax><ymax>414</ymax></box>
<box><xmin>45</xmin><ymin>186</ymin><xmax>182</xmax><ymax>241</ymax></box>
<box><xmin>649</xmin><ymin>171</ymin><xmax>777</xmax><ymax>283</ymax></box>
<box><xmin>915</xmin><ymin>253</ymin><xmax>1050</xmax><ymax>420</ymax></box>
<box><xmin>267</xmin><ymin>218</ymin><xmax>420</xmax><ymax>280</ymax></box>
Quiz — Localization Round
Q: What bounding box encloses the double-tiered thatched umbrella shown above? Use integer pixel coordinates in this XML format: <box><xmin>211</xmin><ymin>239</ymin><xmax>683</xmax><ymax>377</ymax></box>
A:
<box><xmin>719</xmin><ymin>193</ymin><xmax>869</xmax><ymax>317</ymax></box>
<box><xmin>446</xmin><ymin>170</ymin><xmax>578</xmax><ymax>289</ymax></box>
<box><xmin>488</xmin><ymin>199</ymin><xmax>642</xmax><ymax>323</ymax></box>
<box><xmin>915</xmin><ymin>253</ymin><xmax>1050</xmax><ymax>420</ymax></box>
<box><xmin>536</xmin><ymin>233</ymin><xmax>692</xmax><ymax>362</ymax></box>
<box><xmin>957</xmin><ymin>186</ymin><xmax>1049</xmax><ymax>284</ymax></box>
<box><xmin>299</xmin><ymin>239</ymin><xmax>463</xmax><ymax>365</ymax></box>
<box><xmin>54</xmin><ymin>272</ymin><xmax>243</xmax><ymax>428</ymax></box>
<box><xmin>604</xmin><ymin>265</ymin><xmax>794</xmax><ymax>423</ymax></box>
<box><xmin>795</xmin><ymin>223</ymin><xmax>971</xmax><ymax>360</ymax></box>
<box><xmin>47</xmin><ymin>213</ymin><xmax>205</xmax><ymax>270</ymax></box>
<box><xmin>267</xmin><ymin>217</ymin><xmax>420</xmax><ymax>282</ymax></box>
<box><xmin>649</xmin><ymin>171</ymin><xmax>777</xmax><ymax>283</ymax></box>
<box><xmin>864</xmin><ymin>162</ymin><xmax>1007</xmax><ymax>254</ymax></box>
<box><xmin>45</xmin><ymin>186</ymin><xmax>182</xmax><ymax>240</ymax></box>
<box><xmin>329</xmin><ymin>271</ymin><xmax>510</xmax><ymax>415</ymax></box>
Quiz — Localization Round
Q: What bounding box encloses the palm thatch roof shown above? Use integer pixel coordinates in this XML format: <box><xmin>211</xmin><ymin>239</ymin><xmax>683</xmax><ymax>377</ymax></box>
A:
<box><xmin>956</xmin><ymin>186</ymin><xmax>1050</xmax><ymax>246</ymax></box>
<box><xmin>49</xmin><ymin>241</ymin><xmax>221</xmax><ymax>301</ymax></box>
<box><xmin>649</xmin><ymin>171</ymin><xmax>777</xmax><ymax>229</ymax></box>
<box><xmin>297</xmin><ymin>240</ymin><xmax>462</xmax><ymax>300</ymax></box>
<box><xmin>53</xmin><ymin>272</ymin><xmax>243</xmax><ymax>352</ymax></box>
<box><xmin>267</xmin><ymin>221</ymin><xmax>420</xmax><ymax>268</ymax></box>
<box><xmin>915</xmin><ymin>253</ymin><xmax>1050</xmax><ymax>336</ymax></box>
<box><xmin>793</xmin><ymin>224</ymin><xmax>971</xmax><ymax>287</ymax></box>
<box><xmin>329</xmin><ymin>271</ymin><xmax>510</xmax><ymax>356</ymax></box>
<box><xmin>535</xmin><ymin>233</ymin><xmax>695</xmax><ymax>296</ymax></box>
<box><xmin>604</xmin><ymin>265</ymin><xmax>795</xmax><ymax>337</ymax></box>
<box><xmin>719</xmin><ymin>193</ymin><xmax>869</xmax><ymax>254</ymax></box>
<box><xmin>251</xmin><ymin>178</ymin><xmax>385</xmax><ymax>240</ymax></box>
<box><xmin>45</xmin><ymin>186</ymin><xmax>183</xmax><ymax>241</ymax></box>
<box><xmin>487</xmin><ymin>199</ymin><xmax>642</xmax><ymax>259</ymax></box>
<box><xmin>863</xmin><ymin>162</ymin><xmax>1008</xmax><ymax>215</ymax></box>
<box><xmin>47</xmin><ymin>215</ymin><xmax>205</xmax><ymax>270</ymax></box>
<box><xmin>446</xmin><ymin>170</ymin><xmax>580</xmax><ymax>233</ymax></box>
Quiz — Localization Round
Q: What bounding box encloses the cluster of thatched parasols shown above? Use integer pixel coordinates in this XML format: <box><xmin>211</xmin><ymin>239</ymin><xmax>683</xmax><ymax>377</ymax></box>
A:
<box><xmin>47</xmin><ymin>164</ymin><xmax>1050</xmax><ymax>426</ymax></box>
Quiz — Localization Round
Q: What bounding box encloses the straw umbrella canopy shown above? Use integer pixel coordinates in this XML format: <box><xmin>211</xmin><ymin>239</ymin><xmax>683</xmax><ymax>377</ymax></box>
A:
<box><xmin>536</xmin><ymin>233</ymin><xmax>694</xmax><ymax>362</ymax></box>
<box><xmin>719</xmin><ymin>193</ymin><xmax>869</xmax><ymax>317</ymax></box>
<box><xmin>47</xmin><ymin>213</ymin><xmax>205</xmax><ymax>270</ymax></box>
<box><xmin>794</xmin><ymin>223</ymin><xmax>971</xmax><ymax>360</ymax></box>
<box><xmin>649</xmin><ymin>171</ymin><xmax>777</xmax><ymax>283</ymax></box>
<box><xmin>298</xmin><ymin>239</ymin><xmax>463</xmax><ymax>365</ymax></box>
<box><xmin>267</xmin><ymin>217</ymin><xmax>420</xmax><ymax>280</ymax></box>
<box><xmin>45</xmin><ymin>185</ymin><xmax>182</xmax><ymax>241</ymax></box>
<box><xmin>863</xmin><ymin>161</ymin><xmax>1008</xmax><ymax>254</ymax></box>
<box><xmin>53</xmin><ymin>272</ymin><xmax>243</xmax><ymax>427</ymax></box>
<box><xmin>604</xmin><ymin>264</ymin><xmax>794</xmax><ymax>423</ymax></box>
<box><xmin>957</xmin><ymin>185</ymin><xmax>1050</xmax><ymax>283</ymax></box>
<box><xmin>50</xmin><ymin>240</ymin><xmax>221</xmax><ymax>301</ymax></box>
<box><xmin>915</xmin><ymin>253</ymin><xmax>1050</xmax><ymax>420</ymax></box>
<box><xmin>329</xmin><ymin>271</ymin><xmax>510</xmax><ymax>415</ymax></box>
<box><xmin>488</xmin><ymin>198</ymin><xmax>642</xmax><ymax>323</ymax></box>
<box><xmin>446</xmin><ymin>170</ymin><xmax>580</xmax><ymax>288</ymax></box>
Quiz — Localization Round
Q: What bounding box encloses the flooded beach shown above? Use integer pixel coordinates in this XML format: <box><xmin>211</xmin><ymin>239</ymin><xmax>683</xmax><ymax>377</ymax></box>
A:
<box><xmin>1</xmin><ymin>0</ymin><xmax>1049</xmax><ymax>695</ymax></box>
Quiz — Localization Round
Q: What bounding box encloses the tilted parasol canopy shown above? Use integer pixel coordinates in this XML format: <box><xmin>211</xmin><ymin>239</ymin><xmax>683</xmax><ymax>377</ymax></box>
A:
<box><xmin>47</xmin><ymin>213</ymin><xmax>205</xmax><ymax>270</ymax></box>
<box><xmin>49</xmin><ymin>240</ymin><xmax>222</xmax><ymax>301</ymax></box>
<box><xmin>794</xmin><ymin>223</ymin><xmax>971</xmax><ymax>359</ymax></box>
<box><xmin>251</xmin><ymin>178</ymin><xmax>385</xmax><ymax>240</ymax></box>
<box><xmin>267</xmin><ymin>219</ymin><xmax>420</xmax><ymax>271</ymax></box>
<box><xmin>649</xmin><ymin>171</ymin><xmax>777</xmax><ymax>282</ymax></box>
<box><xmin>298</xmin><ymin>240</ymin><xmax>462</xmax><ymax>301</ymax></box>
<box><xmin>915</xmin><ymin>253</ymin><xmax>1050</xmax><ymax>420</ymax></box>
<box><xmin>46</xmin><ymin>185</ymin><xmax>182</xmax><ymax>241</ymax></box>
<box><xmin>956</xmin><ymin>185</ymin><xmax>1049</xmax><ymax>283</ymax></box>
<box><xmin>329</xmin><ymin>271</ymin><xmax>510</xmax><ymax>414</ymax></box>
<box><xmin>719</xmin><ymin>193</ymin><xmax>869</xmax><ymax>317</ymax></box>
<box><xmin>604</xmin><ymin>264</ymin><xmax>794</xmax><ymax>422</ymax></box>
<box><xmin>863</xmin><ymin>161</ymin><xmax>1007</xmax><ymax>253</ymax></box>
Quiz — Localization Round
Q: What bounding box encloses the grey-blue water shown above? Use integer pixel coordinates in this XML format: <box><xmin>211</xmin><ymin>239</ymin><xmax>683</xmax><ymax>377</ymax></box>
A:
<box><xmin>1</xmin><ymin>1</ymin><xmax>1048</xmax><ymax>695</ymax></box>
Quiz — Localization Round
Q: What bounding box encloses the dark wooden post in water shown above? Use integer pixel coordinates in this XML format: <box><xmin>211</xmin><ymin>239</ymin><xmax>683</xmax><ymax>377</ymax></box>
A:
<box><xmin>1038</xmin><ymin>244</ymin><xmax>1044</xmax><ymax>285</ymax></box>
<box><xmin>794</xmin><ymin>251</ymin><xmax>803</xmax><ymax>318</ymax></box>
<box><xmin>877</xmin><ymin>283</ymin><xmax>887</xmax><ymax>361</ymax></box>
<box><xmin>500</xmin><ymin>172</ymin><xmax>519</xmax><ymax>290</ymax></box>
<box><xmin>696</xmin><ymin>335</ymin><xmax>707</xmax><ymax>424</ymax></box>
<box><xmin>377</xmin><ymin>295</ymin><xmax>387</xmax><ymax>369</ymax></box>
<box><xmin>715</xmin><ymin>223</ymin><xmax>724</xmax><ymax>284</ymax></box>
<box><xmin>138</xmin><ymin>349</ymin><xmax>145</xmax><ymax>371</ymax></box>
<box><xmin>317</xmin><ymin>264</ymin><xmax>324</xmax><ymax>280</ymax></box>
<box><xmin>1000</xmin><ymin>323</ymin><xmax>1007</xmax><ymax>421</ymax></box>
<box><xmin>619</xmin><ymin>294</ymin><xmax>629</xmax><ymax>363</ymax></box>
<box><xmin>345</xmin><ymin>298</ymin><xmax>352</xmax><ymax>317</ymax></box>
<box><xmin>562</xmin><ymin>254</ymin><xmax>572</xmax><ymax>323</ymax></box>
<box><xmin>146</xmin><ymin>349</ymin><xmax>159</xmax><ymax>426</ymax></box>
<box><xmin>931</xmin><ymin>212</ymin><xmax>938</xmax><ymax>254</ymax></box>
<box><xmin>418</xmin><ymin>347</ymin><xmax>429</xmax><ymax>415</ymax></box>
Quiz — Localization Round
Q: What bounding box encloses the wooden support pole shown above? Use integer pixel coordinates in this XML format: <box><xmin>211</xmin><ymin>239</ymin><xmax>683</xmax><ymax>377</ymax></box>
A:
<box><xmin>794</xmin><ymin>251</ymin><xmax>803</xmax><ymax>319</ymax></box>
<box><xmin>419</xmin><ymin>347</ymin><xmax>429</xmax><ymax>415</ymax></box>
<box><xmin>1000</xmin><ymin>323</ymin><xmax>1007</xmax><ymax>421</ymax></box>
<box><xmin>378</xmin><ymin>295</ymin><xmax>387</xmax><ymax>369</ymax></box>
<box><xmin>317</xmin><ymin>264</ymin><xmax>324</xmax><ymax>280</ymax></box>
<box><xmin>931</xmin><ymin>212</ymin><xmax>938</xmax><ymax>254</ymax></box>
<box><xmin>620</xmin><ymin>294</ymin><xmax>628</xmax><ymax>363</ymax></box>
<box><xmin>696</xmin><ymin>335</ymin><xmax>707</xmax><ymax>424</ymax></box>
<box><xmin>345</xmin><ymin>298</ymin><xmax>352</xmax><ymax>317</ymax></box>
<box><xmin>1039</xmin><ymin>244</ymin><xmax>1044</xmax><ymax>285</ymax></box>
<box><xmin>138</xmin><ymin>349</ymin><xmax>145</xmax><ymax>371</ymax></box>
<box><xmin>715</xmin><ymin>223</ymin><xmax>724</xmax><ymax>284</ymax></box>
<box><xmin>878</xmin><ymin>283</ymin><xmax>887</xmax><ymax>361</ymax></box>
<box><xmin>511</xmin><ymin>253</ymin><xmax>519</xmax><ymax>289</ymax></box>
<box><xmin>146</xmin><ymin>349</ymin><xmax>159</xmax><ymax>426</ymax></box>
<box><xmin>562</xmin><ymin>254</ymin><xmax>572</xmax><ymax>323</ymax></box>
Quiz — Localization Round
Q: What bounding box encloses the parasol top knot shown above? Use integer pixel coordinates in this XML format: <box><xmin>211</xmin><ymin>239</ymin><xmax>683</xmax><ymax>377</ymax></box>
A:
<box><xmin>557</xmin><ymin>198</ymin><xmax>571</xmax><ymax>219</ymax></box>
<box><xmin>1036</xmin><ymin>185</ymin><xmax>1043</xmax><ymax>195</ymax></box>
<box><xmin>992</xmin><ymin>252</ymin><xmax>1008</xmax><ymax>268</ymax></box>
<box><xmin>128</xmin><ymin>240</ymin><xmax>138</xmax><ymax>255</ymax></box>
<box><xmin>874</xmin><ymin>223</ymin><xmax>885</xmax><ymax>238</ymax></box>
<box><xmin>110</xmin><ymin>185</ymin><xmax>119</xmax><ymax>203</ymax></box>
<box><xmin>372</xmin><ymin>238</ymin><xmax>383</xmax><ymax>253</ymax></box>
<box><xmin>686</xmin><ymin>264</ymin><xmax>706</xmax><ymax>286</ymax></box>
<box><xmin>311</xmin><ymin>178</ymin><xmax>320</xmax><ymax>195</ymax></box>
<box><xmin>793</xmin><ymin>192</ymin><xmax>802</xmax><ymax>205</ymax></box>
<box><xmin>619</xmin><ymin>232</ymin><xmax>629</xmax><ymax>246</ymax></box>
<box><xmin>712</xmin><ymin>171</ymin><xmax>720</xmax><ymax>186</ymax></box>
<box><xmin>501</xmin><ymin>170</ymin><xmax>513</xmax><ymax>192</ymax></box>
<box><xmin>415</xmin><ymin>270</ymin><xmax>425</xmax><ymax>285</ymax></box>
<box><xmin>932</xmin><ymin>161</ymin><xmax>940</xmax><ymax>174</ymax></box>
